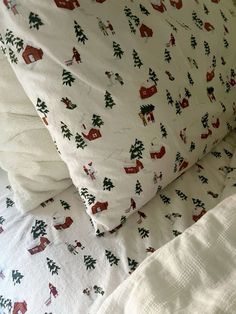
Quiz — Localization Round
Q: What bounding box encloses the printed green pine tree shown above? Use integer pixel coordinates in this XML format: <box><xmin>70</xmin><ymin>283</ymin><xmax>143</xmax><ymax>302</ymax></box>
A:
<box><xmin>139</xmin><ymin>4</ymin><xmax>150</xmax><ymax>15</ymax></box>
<box><xmin>132</xmin><ymin>49</ymin><xmax>143</xmax><ymax>68</ymax></box>
<box><xmin>127</xmin><ymin>257</ymin><xmax>138</xmax><ymax>273</ymax></box>
<box><xmin>175</xmin><ymin>189</ymin><xmax>188</xmax><ymax>201</ymax></box>
<box><xmin>46</xmin><ymin>258</ymin><xmax>60</xmax><ymax>275</ymax></box>
<box><xmin>160</xmin><ymin>194</ymin><xmax>171</xmax><ymax>204</ymax></box>
<box><xmin>225</xmin><ymin>81</ymin><xmax>231</xmax><ymax>93</ymax></box>
<box><xmin>31</xmin><ymin>220</ymin><xmax>47</xmax><ymax>239</ymax></box>
<box><xmin>96</xmin><ymin>229</ymin><xmax>105</xmax><ymax>237</ymax></box>
<box><xmin>80</xmin><ymin>188</ymin><xmax>96</xmax><ymax>205</ymax></box>
<box><xmin>160</xmin><ymin>123</ymin><xmax>168</xmax><ymax>138</ymax></box>
<box><xmin>0</xmin><ymin>296</ymin><xmax>12</xmax><ymax>312</ymax></box>
<box><xmin>173</xmin><ymin>230</ymin><xmax>182</xmax><ymax>237</ymax></box>
<box><xmin>129</xmin><ymin>138</ymin><xmax>145</xmax><ymax>160</ymax></box>
<box><xmin>149</xmin><ymin>68</ymin><xmax>158</xmax><ymax>85</ymax></box>
<box><xmin>190</xmin><ymin>34</ymin><xmax>197</xmax><ymax>49</ymax></box>
<box><xmin>135</xmin><ymin>180</ymin><xmax>143</xmax><ymax>195</ymax></box>
<box><xmin>36</xmin><ymin>98</ymin><xmax>49</xmax><ymax>117</ymax></box>
<box><xmin>138</xmin><ymin>227</ymin><xmax>150</xmax><ymax>239</ymax></box>
<box><xmin>60</xmin><ymin>199</ymin><xmax>71</xmax><ymax>210</ymax></box>
<box><xmin>124</xmin><ymin>6</ymin><xmax>133</xmax><ymax>18</ymax></box>
<box><xmin>128</xmin><ymin>20</ymin><xmax>136</xmax><ymax>34</ymax></box>
<box><xmin>62</xmin><ymin>69</ymin><xmax>75</xmax><ymax>86</ymax></box>
<box><xmin>103</xmin><ymin>177</ymin><xmax>115</xmax><ymax>191</ymax></box>
<box><xmin>15</xmin><ymin>37</ymin><xmax>24</xmax><ymax>53</ymax></box>
<box><xmin>175</xmin><ymin>101</ymin><xmax>182</xmax><ymax>115</ymax></box>
<box><xmin>12</xmin><ymin>270</ymin><xmax>24</xmax><ymax>285</ymax></box>
<box><xmin>113</xmin><ymin>41</ymin><xmax>124</xmax><ymax>59</ymax></box>
<box><xmin>212</xmin><ymin>55</ymin><xmax>216</xmax><ymax>68</ymax></box>
<box><xmin>231</xmin><ymin>69</ymin><xmax>235</xmax><ymax>78</ymax></box>
<box><xmin>219</xmin><ymin>73</ymin><xmax>225</xmax><ymax>85</ymax></box>
<box><xmin>203</xmin><ymin>4</ymin><xmax>209</xmax><ymax>14</ymax></box>
<box><xmin>187</xmin><ymin>72</ymin><xmax>194</xmax><ymax>85</ymax></box>
<box><xmin>8</xmin><ymin>47</ymin><xmax>17</xmax><ymax>64</ymax></box>
<box><xmin>61</xmin><ymin>121</ymin><xmax>73</xmax><ymax>140</ymax></box>
<box><xmin>223</xmin><ymin>38</ymin><xmax>229</xmax><ymax>49</ymax></box>
<box><xmin>104</xmin><ymin>90</ymin><xmax>116</xmax><ymax>109</ymax></box>
<box><xmin>29</xmin><ymin>12</ymin><xmax>44</xmax><ymax>30</ymax></box>
<box><xmin>0</xmin><ymin>216</ymin><xmax>5</xmax><ymax>225</ymax></box>
<box><xmin>84</xmin><ymin>255</ymin><xmax>97</xmax><ymax>270</ymax></box>
<box><xmin>201</xmin><ymin>113</ymin><xmax>209</xmax><ymax>128</ymax></box>
<box><xmin>220</xmin><ymin>10</ymin><xmax>228</xmax><ymax>22</ymax></box>
<box><xmin>5</xmin><ymin>29</ymin><xmax>15</xmax><ymax>45</ymax></box>
<box><xmin>166</xmin><ymin>89</ymin><xmax>174</xmax><ymax>105</ymax></box>
<box><xmin>6</xmin><ymin>197</ymin><xmax>14</xmax><ymax>208</ymax></box>
<box><xmin>75</xmin><ymin>133</ymin><xmax>87</xmax><ymax>149</ymax></box>
<box><xmin>74</xmin><ymin>21</ymin><xmax>88</xmax><ymax>44</ymax></box>
<box><xmin>164</xmin><ymin>48</ymin><xmax>171</xmax><ymax>63</ymax></box>
<box><xmin>192</xmin><ymin>11</ymin><xmax>203</xmax><ymax>29</ymax></box>
<box><xmin>204</xmin><ymin>41</ymin><xmax>210</xmax><ymax>56</ymax></box>
<box><xmin>92</xmin><ymin>114</ymin><xmax>104</xmax><ymax>128</ymax></box>
<box><xmin>192</xmin><ymin>198</ymin><xmax>205</xmax><ymax>209</ymax></box>
<box><xmin>189</xmin><ymin>141</ymin><xmax>196</xmax><ymax>152</ymax></box>
<box><xmin>185</xmin><ymin>88</ymin><xmax>191</xmax><ymax>98</ymax></box>
<box><xmin>198</xmin><ymin>175</ymin><xmax>208</xmax><ymax>184</ymax></box>
<box><xmin>224</xmin><ymin>149</ymin><xmax>233</xmax><ymax>158</ymax></box>
<box><xmin>105</xmin><ymin>249</ymin><xmax>120</xmax><ymax>266</ymax></box>
<box><xmin>211</xmin><ymin>151</ymin><xmax>221</xmax><ymax>158</ymax></box>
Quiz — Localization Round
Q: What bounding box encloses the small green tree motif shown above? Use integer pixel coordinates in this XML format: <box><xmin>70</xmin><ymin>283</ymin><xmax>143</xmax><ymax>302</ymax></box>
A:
<box><xmin>60</xmin><ymin>199</ymin><xmax>71</xmax><ymax>210</ymax></box>
<box><xmin>138</xmin><ymin>227</ymin><xmax>150</xmax><ymax>239</ymax></box>
<box><xmin>104</xmin><ymin>91</ymin><xmax>116</xmax><ymax>109</ymax></box>
<box><xmin>8</xmin><ymin>47</ymin><xmax>17</xmax><ymax>64</ymax></box>
<box><xmin>139</xmin><ymin>4</ymin><xmax>150</xmax><ymax>15</ymax></box>
<box><xmin>175</xmin><ymin>101</ymin><xmax>182</xmax><ymax>115</ymax></box>
<box><xmin>0</xmin><ymin>295</ymin><xmax>12</xmax><ymax>312</ymax></box>
<box><xmin>129</xmin><ymin>138</ymin><xmax>145</xmax><ymax>160</ymax></box>
<box><xmin>192</xmin><ymin>11</ymin><xmax>203</xmax><ymax>29</ymax></box>
<box><xmin>74</xmin><ymin>21</ymin><xmax>88</xmax><ymax>44</ymax></box>
<box><xmin>5</xmin><ymin>29</ymin><xmax>15</xmax><ymax>45</ymax></box>
<box><xmin>113</xmin><ymin>41</ymin><xmax>124</xmax><ymax>59</ymax></box>
<box><xmin>204</xmin><ymin>41</ymin><xmax>210</xmax><ymax>56</ymax></box>
<box><xmin>190</xmin><ymin>34</ymin><xmax>197</xmax><ymax>49</ymax></box>
<box><xmin>75</xmin><ymin>133</ymin><xmax>87</xmax><ymax>149</ymax></box>
<box><xmin>87</xmin><ymin>194</ymin><xmax>95</xmax><ymax>205</ymax></box>
<box><xmin>92</xmin><ymin>114</ymin><xmax>104</xmax><ymax>128</ymax></box>
<box><xmin>231</xmin><ymin>69</ymin><xmax>235</xmax><ymax>78</ymax></box>
<box><xmin>135</xmin><ymin>180</ymin><xmax>143</xmax><ymax>195</ymax></box>
<box><xmin>36</xmin><ymin>98</ymin><xmax>49</xmax><ymax>117</ymax></box>
<box><xmin>160</xmin><ymin>194</ymin><xmax>171</xmax><ymax>204</ymax></box>
<box><xmin>46</xmin><ymin>258</ymin><xmax>60</xmax><ymax>275</ymax></box>
<box><xmin>132</xmin><ymin>15</ymin><xmax>140</xmax><ymax>27</ymax></box>
<box><xmin>192</xmin><ymin>198</ymin><xmax>205</xmax><ymax>209</ymax></box>
<box><xmin>80</xmin><ymin>187</ymin><xmax>89</xmax><ymax>198</ymax></box>
<box><xmin>187</xmin><ymin>72</ymin><xmax>194</xmax><ymax>85</ymax></box>
<box><xmin>198</xmin><ymin>175</ymin><xmax>208</xmax><ymax>184</ymax></box>
<box><xmin>212</xmin><ymin>55</ymin><xmax>216</xmax><ymax>68</ymax></box>
<box><xmin>93</xmin><ymin>285</ymin><xmax>105</xmax><ymax>295</ymax></box>
<box><xmin>173</xmin><ymin>230</ymin><xmax>182</xmax><ymax>237</ymax></box>
<box><xmin>105</xmin><ymin>250</ymin><xmax>120</xmax><ymax>266</ymax></box>
<box><xmin>211</xmin><ymin>151</ymin><xmax>221</xmax><ymax>158</ymax></box>
<box><xmin>220</xmin><ymin>101</ymin><xmax>226</xmax><ymax>112</ymax></box>
<box><xmin>185</xmin><ymin>88</ymin><xmax>191</xmax><ymax>98</ymax></box>
<box><xmin>224</xmin><ymin>149</ymin><xmax>233</xmax><ymax>159</ymax></box>
<box><xmin>189</xmin><ymin>141</ymin><xmax>196</xmax><ymax>152</ymax></box>
<box><xmin>132</xmin><ymin>49</ymin><xmax>143</xmax><ymax>68</ymax></box>
<box><xmin>29</xmin><ymin>12</ymin><xmax>44</xmax><ymax>30</ymax></box>
<box><xmin>225</xmin><ymin>81</ymin><xmax>231</xmax><ymax>93</ymax></box>
<box><xmin>166</xmin><ymin>89</ymin><xmax>174</xmax><ymax>105</ymax></box>
<box><xmin>61</xmin><ymin>121</ymin><xmax>73</xmax><ymax>140</ymax></box>
<box><xmin>12</xmin><ymin>270</ymin><xmax>24</xmax><ymax>285</ymax></box>
<box><xmin>128</xmin><ymin>20</ymin><xmax>136</xmax><ymax>34</ymax></box>
<box><xmin>149</xmin><ymin>68</ymin><xmax>158</xmax><ymax>85</ymax></box>
<box><xmin>175</xmin><ymin>189</ymin><xmax>188</xmax><ymax>201</ymax></box>
<box><xmin>124</xmin><ymin>6</ymin><xmax>133</xmax><ymax>18</ymax></box>
<box><xmin>103</xmin><ymin>177</ymin><xmax>115</xmax><ymax>191</ymax></box>
<box><xmin>220</xmin><ymin>10</ymin><xmax>228</xmax><ymax>22</ymax></box>
<box><xmin>31</xmin><ymin>220</ymin><xmax>47</xmax><ymax>239</ymax></box>
<box><xmin>201</xmin><ymin>113</ymin><xmax>209</xmax><ymax>128</ymax></box>
<box><xmin>127</xmin><ymin>257</ymin><xmax>138</xmax><ymax>273</ymax></box>
<box><xmin>62</xmin><ymin>69</ymin><xmax>75</xmax><ymax>86</ymax></box>
<box><xmin>164</xmin><ymin>49</ymin><xmax>171</xmax><ymax>63</ymax></box>
<box><xmin>84</xmin><ymin>255</ymin><xmax>97</xmax><ymax>270</ymax></box>
<box><xmin>223</xmin><ymin>38</ymin><xmax>229</xmax><ymax>49</ymax></box>
<box><xmin>14</xmin><ymin>37</ymin><xmax>24</xmax><ymax>53</ymax></box>
<box><xmin>203</xmin><ymin>4</ymin><xmax>209</xmax><ymax>14</ymax></box>
<box><xmin>0</xmin><ymin>216</ymin><xmax>5</xmax><ymax>225</ymax></box>
<box><xmin>6</xmin><ymin>197</ymin><xmax>14</xmax><ymax>208</ymax></box>
<box><xmin>219</xmin><ymin>73</ymin><xmax>224</xmax><ymax>85</ymax></box>
<box><xmin>160</xmin><ymin>123</ymin><xmax>167</xmax><ymax>138</ymax></box>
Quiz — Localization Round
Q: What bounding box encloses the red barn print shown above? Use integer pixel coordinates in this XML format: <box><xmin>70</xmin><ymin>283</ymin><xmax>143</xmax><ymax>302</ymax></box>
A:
<box><xmin>13</xmin><ymin>301</ymin><xmax>27</xmax><ymax>314</ymax></box>
<box><xmin>139</xmin><ymin>24</ymin><xmax>153</xmax><ymax>38</ymax></box>
<box><xmin>92</xmin><ymin>201</ymin><xmax>108</xmax><ymax>214</ymax></box>
<box><xmin>150</xmin><ymin>0</ymin><xmax>167</xmax><ymax>12</ymax></box>
<box><xmin>22</xmin><ymin>45</ymin><xmax>43</xmax><ymax>64</ymax></box>
<box><xmin>54</xmin><ymin>0</ymin><xmax>80</xmax><ymax>10</ymax></box>
<box><xmin>139</xmin><ymin>85</ymin><xmax>157</xmax><ymax>99</ymax></box>
<box><xmin>169</xmin><ymin>0</ymin><xmax>183</xmax><ymax>9</ymax></box>
<box><xmin>124</xmin><ymin>159</ymin><xmax>144</xmax><ymax>174</ymax></box>
<box><xmin>28</xmin><ymin>237</ymin><xmax>50</xmax><ymax>255</ymax></box>
<box><xmin>53</xmin><ymin>216</ymin><xmax>73</xmax><ymax>230</ymax></box>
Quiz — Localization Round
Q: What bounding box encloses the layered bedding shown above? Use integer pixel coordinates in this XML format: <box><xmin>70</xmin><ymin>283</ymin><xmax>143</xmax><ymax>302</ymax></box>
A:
<box><xmin>0</xmin><ymin>131</ymin><xmax>235</xmax><ymax>314</ymax></box>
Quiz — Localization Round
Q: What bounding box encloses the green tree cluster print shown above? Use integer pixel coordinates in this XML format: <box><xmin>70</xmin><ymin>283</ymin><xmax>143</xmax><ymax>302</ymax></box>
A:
<box><xmin>75</xmin><ymin>133</ymin><xmax>87</xmax><ymax>149</ymax></box>
<box><xmin>61</xmin><ymin>121</ymin><xmax>73</xmax><ymax>140</ymax></box>
<box><xmin>46</xmin><ymin>258</ymin><xmax>60</xmax><ymax>275</ymax></box>
<box><xmin>74</xmin><ymin>21</ymin><xmax>88</xmax><ymax>44</ymax></box>
<box><xmin>113</xmin><ymin>41</ymin><xmax>124</xmax><ymax>59</ymax></box>
<box><xmin>12</xmin><ymin>270</ymin><xmax>24</xmax><ymax>285</ymax></box>
<box><xmin>132</xmin><ymin>49</ymin><xmax>143</xmax><ymax>68</ymax></box>
<box><xmin>105</xmin><ymin>250</ymin><xmax>120</xmax><ymax>266</ymax></box>
<box><xmin>31</xmin><ymin>220</ymin><xmax>47</xmax><ymax>239</ymax></box>
<box><xmin>104</xmin><ymin>91</ymin><xmax>116</xmax><ymax>109</ymax></box>
<box><xmin>62</xmin><ymin>69</ymin><xmax>75</xmax><ymax>86</ymax></box>
<box><xmin>129</xmin><ymin>139</ymin><xmax>145</xmax><ymax>160</ymax></box>
<box><xmin>29</xmin><ymin>12</ymin><xmax>44</xmax><ymax>30</ymax></box>
<box><xmin>84</xmin><ymin>255</ymin><xmax>97</xmax><ymax>270</ymax></box>
<box><xmin>103</xmin><ymin>178</ymin><xmax>115</xmax><ymax>191</ymax></box>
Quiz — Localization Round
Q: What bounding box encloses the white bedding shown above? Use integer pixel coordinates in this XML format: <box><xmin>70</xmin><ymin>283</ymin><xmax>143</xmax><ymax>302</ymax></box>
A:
<box><xmin>0</xmin><ymin>131</ymin><xmax>236</xmax><ymax>313</ymax></box>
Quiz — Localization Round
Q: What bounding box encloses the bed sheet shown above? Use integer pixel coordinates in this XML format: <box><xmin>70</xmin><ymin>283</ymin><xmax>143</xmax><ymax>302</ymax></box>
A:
<box><xmin>0</xmin><ymin>131</ymin><xmax>236</xmax><ymax>314</ymax></box>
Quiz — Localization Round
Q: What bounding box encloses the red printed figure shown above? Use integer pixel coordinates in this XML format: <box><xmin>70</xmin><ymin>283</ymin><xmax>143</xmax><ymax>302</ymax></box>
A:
<box><xmin>3</xmin><ymin>0</ymin><xmax>18</xmax><ymax>15</ymax></box>
<box><xmin>180</xmin><ymin>128</ymin><xmax>187</xmax><ymax>144</ymax></box>
<box><xmin>167</xmin><ymin>33</ymin><xmax>176</xmax><ymax>47</ymax></box>
<box><xmin>72</xmin><ymin>47</ymin><xmax>81</xmax><ymax>63</ymax></box>
<box><xmin>169</xmin><ymin>0</ymin><xmax>183</xmax><ymax>10</ymax></box>
<box><xmin>49</xmin><ymin>283</ymin><xmax>58</xmax><ymax>297</ymax></box>
<box><xmin>106</xmin><ymin>20</ymin><xmax>115</xmax><ymax>35</ymax></box>
<box><xmin>150</xmin><ymin>0</ymin><xmax>167</xmax><ymax>13</ymax></box>
<box><xmin>211</xmin><ymin>117</ymin><xmax>220</xmax><ymax>128</ymax></box>
<box><xmin>207</xmin><ymin>87</ymin><xmax>216</xmax><ymax>102</ymax></box>
<box><xmin>206</xmin><ymin>68</ymin><xmax>215</xmax><ymax>82</ymax></box>
<box><xmin>179</xmin><ymin>94</ymin><xmax>189</xmax><ymax>108</ymax></box>
<box><xmin>83</xmin><ymin>162</ymin><xmax>96</xmax><ymax>180</ymax></box>
<box><xmin>201</xmin><ymin>128</ymin><xmax>212</xmax><ymax>139</ymax></box>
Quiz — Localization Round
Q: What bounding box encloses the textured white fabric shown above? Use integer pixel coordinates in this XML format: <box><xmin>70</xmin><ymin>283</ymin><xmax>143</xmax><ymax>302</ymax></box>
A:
<box><xmin>98</xmin><ymin>194</ymin><xmax>236</xmax><ymax>314</ymax></box>
<box><xmin>0</xmin><ymin>54</ymin><xmax>72</xmax><ymax>212</ymax></box>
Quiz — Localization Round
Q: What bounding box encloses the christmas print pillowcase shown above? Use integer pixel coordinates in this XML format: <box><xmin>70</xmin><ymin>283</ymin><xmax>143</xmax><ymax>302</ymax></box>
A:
<box><xmin>0</xmin><ymin>53</ymin><xmax>72</xmax><ymax>213</ymax></box>
<box><xmin>0</xmin><ymin>0</ymin><xmax>235</xmax><ymax>232</ymax></box>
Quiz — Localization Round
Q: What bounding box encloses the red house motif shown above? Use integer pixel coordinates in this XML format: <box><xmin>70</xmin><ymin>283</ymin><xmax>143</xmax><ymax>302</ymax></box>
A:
<box><xmin>169</xmin><ymin>0</ymin><xmax>183</xmax><ymax>9</ymax></box>
<box><xmin>204</xmin><ymin>22</ymin><xmax>215</xmax><ymax>31</ymax></box>
<box><xmin>82</xmin><ymin>128</ymin><xmax>101</xmax><ymax>141</ymax></box>
<box><xmin>13</xmin><ymin>301</ymin><xmax>27</xmax><ymax>314</ymax></box>
<box><xmin>54</xmin><ymin>0</ymin><xmax>80</xmax><ymax>10</ymax></box>
<box><xmin>212</xmin><ymin>118</ymin><xmax>220</xmax><ymax>128</ymax></box>
<box><xmin>139</xmin><ymin>24</ymin><xmax>153</xmax><ymax>38</ymax></box>
<box><xmin>206</xmin><ymin>69</ymin><xmax>215</xmax><ymax>82</ymax></box>
<box><xmin>91</xmin><ymin>201</ymin><xmax>108</xmax><ymax>214</ymax></box>
<box><xmin>124</xmin><ymin>159</ymin><xmax>144</xmax><ymax>174</ymax></box>
<box><xmin>139</xmin><ymin>85</ymin><xmax>157</xmax><ymax>99</ymax></box>
<box><xmin>150</xmin><ymin>146</ymin><xmax>166</xmax><ymax>159</ymax></box>
<box><xmin>22</xmin><ymin>45</ymin><xmax>43</xmax><ymax>64</ymax></box>
<box><xmin>151</xmin><ymin>1</ymin><xmax>167</xmax><ymax>12</ymax></box>
<box><xmin>53</xmin><ymin>216</ymin><xmax>73</xmax><ymax>230</ymax></box>
<box><xmin>193</xmin><ymin>209</ymin><xmax>206</xmax><ymax>222</ymax></box>
<box><xmin>201</xmin><ymin>128</ymin><xmax>212</xmax><ymax>139</ymax></box>
<box><xmin>28</xmin><ymin>237</ymin><xmax>50</xmax><ymax>255</ymax></box>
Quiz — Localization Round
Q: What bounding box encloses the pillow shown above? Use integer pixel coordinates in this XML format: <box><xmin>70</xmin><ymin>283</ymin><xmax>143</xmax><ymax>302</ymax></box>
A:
<box><xmin>0</xmin><ymin>53</ymin><xmax>72</xmax><ymax>212</ymax></box>
<box><xmin>0</xmin><ymin>0</ymin><xmax>235</xmax><ymax>231</ymax></box>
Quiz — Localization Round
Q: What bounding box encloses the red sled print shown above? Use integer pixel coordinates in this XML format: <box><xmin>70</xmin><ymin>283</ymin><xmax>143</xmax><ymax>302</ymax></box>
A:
<box><xmin>92</xmin><ymin>201</ymin><xmax>108</xmax><ymax>214</ymax></box>
<box><xmin>13</xmin><ymin>301</ymin><xmax>27</xmax><ymax>314</ymax></box>
<box><xmin>151</xmin><ymin>1</ymin><xmax>167</xmax><ymax>13</ymax></box>
<box><xmin>201</xmin><ymin>129</ymin><xmax>212</xmax><ymax>139</ymax></box>
<box><xmin>22</xmin><ymin>45</ymin><xmax>43</xmax><ymax>64</ymax></box>
<box><xmin>54</xmin><ymin>0</ymin><xmax>80</xmax><ymax>10</ymax></box>
<box><xmin>212</xmin><ymin>118</ymin><xmax>220</xmax><ymax>128</ymax></box>
<box><xmin>124</xmin><ymin>159</ymin><xmax>144</xmax><ymax>174</ymax></box>
<box><xmin>150</xmin><ymin>146</ymin><xmax>166</xmax><ymax>159</ymax></box>
<box><xmin>82</xmin><ymin>128</ymin><xmax>101</xmax><ymax>141</ymax></box>
<box><xmin>193</xmin><ymin>209</ymin><xmax>206</xmax><ymax>222</ymax></box>
<box><xmin>53</xmin><ymin>216</ymin><xmax>73</xmax><ymax>230</ymax></box>
<box><xmin>28</xmin><ymin>237</ymin><xmax>50</xmax><ymax>255</ymax></box>
<box><xmin>169</xmin><ymin>0</ymin><xmax>183</xmax><ymax>9</ymax></box>
<box><xmin>139</xmin><ymin>24</ymin><xmax>153</xmax><ymax>38</ymax></box>
<box><xmin>139</xmin><ymin>85</ymin><xmax>157</xmax><ymax>99</ymax></box>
